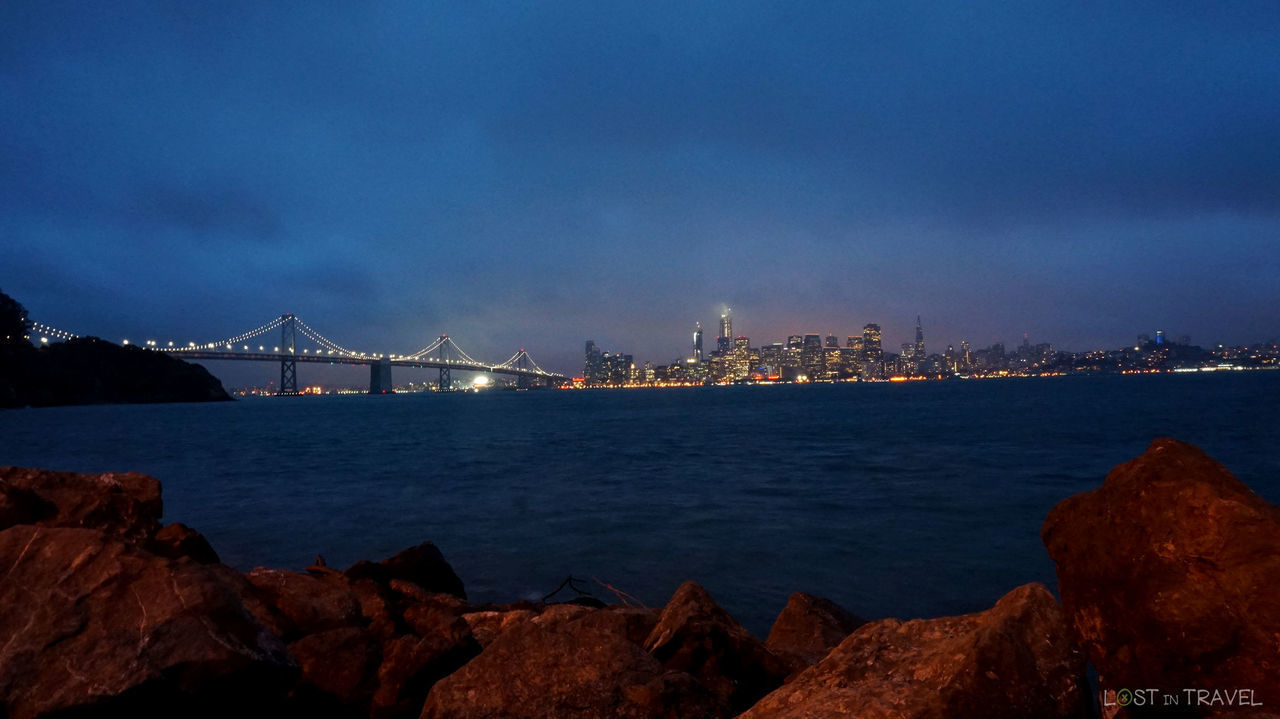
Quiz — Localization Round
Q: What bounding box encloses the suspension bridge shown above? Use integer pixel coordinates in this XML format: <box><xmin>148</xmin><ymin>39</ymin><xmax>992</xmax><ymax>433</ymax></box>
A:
<box><xmin>27</xmin><ymin>314</ymin><xmax>569</xmax><ymax>394</ymax></box>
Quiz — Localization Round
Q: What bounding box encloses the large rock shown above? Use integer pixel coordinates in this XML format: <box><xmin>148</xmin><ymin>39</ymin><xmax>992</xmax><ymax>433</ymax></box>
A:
<box><xmin>421</xmin><ymin>609</ymin><xmax>722</xmax><ymax>718</ymax></box>
<box><xmin>1043</xmin><ymin>438</ymin><xmax>1280</xmax><ymax>707</ymax></box>
<box><xmin>643</xmin><ymin>581</ymin><xmax>789</xmax><ymax>714</ymax></box>
<box><xmin>371</xmin><ymin>620</ymin><xmax>479</xmax><ymax>719</ymax></box>
<box><xmin>244</xmin><ymin>568</ymin><xmax>365</xmax><ymax>640</ymax></box>
<box><xmin>740</xmin><ymin>583</ymin><xmax>1089</xmax><ymax>719</ymax></box>
<box><xmin>0</xmin><ymin>466</ymin><xmax>162</xmax><ymax>540</ymax></box>
<box><xmin>345</xmin><ymin>541</ymin><xmax>466</xmax><ymax>599</ymax></box>
<box><xmin>765</xmin><ymin>591</ymin><xmax>866</xmax><ymax>671</ymax></box>
<box><xmin>148</xmin><ymin>521</ymin><xmax>221</xmax><ymax>564</ymax></box>
<box><xmin>289</xmin><ymin>627</ymin><xmax>381</xmax><ymax>712</ymax></box>
<box><xmin>0</xmin><ymin>525</ymin><xmax>295</xmax><ymax>718</ymax></box>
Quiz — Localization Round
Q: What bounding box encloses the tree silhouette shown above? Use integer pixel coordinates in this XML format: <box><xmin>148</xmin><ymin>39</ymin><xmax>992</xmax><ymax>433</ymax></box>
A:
<box><xmin>0</xmin><ymin>289</ymin><xmax>29</xmax><ymax>346</ymax></box>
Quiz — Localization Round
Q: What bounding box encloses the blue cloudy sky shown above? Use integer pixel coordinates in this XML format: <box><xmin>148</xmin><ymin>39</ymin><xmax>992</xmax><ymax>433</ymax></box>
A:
<box><xmin>3</xmin><ymin>2</ymin><xmax>1278</xmax><ymax>379</ymax></box>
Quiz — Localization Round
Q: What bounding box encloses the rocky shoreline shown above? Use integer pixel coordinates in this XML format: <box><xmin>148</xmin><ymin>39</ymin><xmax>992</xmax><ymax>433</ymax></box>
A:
<box><xmin>1</xmin><ymin>439</ymin><xmax>1276</xmax><ymax>718</ymax></box>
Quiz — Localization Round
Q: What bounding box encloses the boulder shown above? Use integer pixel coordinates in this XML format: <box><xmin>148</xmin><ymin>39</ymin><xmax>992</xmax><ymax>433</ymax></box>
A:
<box><xmin>765</xmin><ymin>591</ymin><xmax>866</xmax><ymax>671</ymax></box>
<box><xmin>740</xmin><ymin>583</ymin><xmax>1089</xmax><ymax>719</ymax></box>
<box><xmin>345</xmin><ymin>541</ymin><xmax>465</xmax><ymax>599</ymax></box>
<box><xmin>0</xmin><ymin>466</ymin><xmax>162</xmax><ymax>540</ymax></box>
<box><xmin>1043</xmin><ymin>438</ymin><xmax>1280</xmax><ymax>707</ymax></box>
<box><xmin>289</xmin><ymin>626</ymin><xmax>381</xmax><ymax>712</ymax></box>
<box><xmin>643</xmin><ymin>581</ymin><xmax>789</xmax><ymax>714</ymax></box>
<box><xmin>420</xmin><ymin>609</ymin><xmax>722</xmax><ymax>718</ymax></box>
<box><xmin>371</xmin><ymin>625</ymin><xmax>479</xmax><ymax>719</ymax></box>
<box><xmin>0</xmin><ymin>525</ymin><xmax>295</xmax><ymax>719</ymax></box>
<box><xmin>244</xmin><ymin>568</ymin><xmax>365</xmax><ymax>640</ymax></box>
<box><xmin>462</xmin><ymin>608</ymin><xmax>539</xmax><ymax>647</ymax></box>
<box><xmin>148</xmin><ymin>521</ymin><xmax>220</xmax><ymax>564</ymax></box>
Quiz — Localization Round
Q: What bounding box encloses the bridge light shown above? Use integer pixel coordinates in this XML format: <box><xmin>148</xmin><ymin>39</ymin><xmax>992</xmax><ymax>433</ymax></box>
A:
<box><xmin>122</xmin><ymin>339</ymin><xmax>129</xmax><ymax>345</ymax></box>
<box><xmin>274</xmin><ymin>347</ymin><xmax>279</xmax><ymax>352</ymax></box>
<box><xmin>189</xmin><ymin>342</ymin><xmax>196</xmax><ymax>347</ymax></box>
<box><xmin>259</xmin><ymin>345</ymin><xmax>264</xmax><ymax>351</ymax></box>
<box><xmin>41</xmin><ymin>337</ymin><xmax>48</xmax><ymax>344</ymax></box>
<box><xmin>168</xmin><ymin>341</ymin><xmax>174</xmax><ymax>347</ymax></box>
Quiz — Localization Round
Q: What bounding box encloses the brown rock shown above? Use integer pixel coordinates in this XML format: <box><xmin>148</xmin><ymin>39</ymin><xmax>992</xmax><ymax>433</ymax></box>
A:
<box><xmin>1043</xmin><ymin>438</ymin><xmax>1280</xmax><ymax>706</ymax></box>
<box><xmin>0</xmin><ymin>480</ymin><xmax>55</xmax><ymax>527</ymax></box>
<box><xmin>765</xmin><ymin>591</ymin><xmax>866</xmax><ymax>671</ymax></box>
<box><xmin>0</xmin><ymin>525</ymin><xmax>295</xmax><ymax>719</ymax></box>
<box><xmin>289</xmin><ymin>626</ymin><xmax>380</xmax><ymax>710</ymax></box>
<box><xmin>531</xmin><ymin>602</ymin><xmax>594</xmax><ymax>626</ymax></box>
<box><xmin>148</xmin><ymin>521</ymin><xmax>220</xmax><ymax>564</ymax></box>
<box><xmin>461</xmin><ymin>608</ymin><xmax>538</xmax><ymax>647</ymax></box>
<box><xmin>740</xmin><ymin>583</ymin><xmax>1089</xmax><ymax>719</ymax></box>
<box><xmin>345</xmin><ymin>541</ymin><xmax>465</xmax><ymax>599</ymax></box>
<box><xmin>0</xmin><ymin>466</ymin><xmax>162</xmax><ymax>540</ymax></box>
<box><xmin>245</xmin><ymin>567</ymin><xmax>364</xmax><ymax>640</ymax></box>
<box><xmin>605</xmin><ymin>605</ymin><xmax>661</xmax><ymax>646</ymax></box>
<box><xmin>345</xmin><ymin>576</ymin><xmax>408</xmax><ymax>640</ymax></box>
<box><xmin>371</xmin><ymin>622</ymin><xmax>480</xmax><ymax>719</ymax></box>
<box><xmin>643</xmin><ymin>581</ymin><xmax>789</xmax><ymax>714</ymax></box>
<box><xmin>420</xmin><ymin>609</ymin><xmax>722</xmax><ymax>719</ymax></box>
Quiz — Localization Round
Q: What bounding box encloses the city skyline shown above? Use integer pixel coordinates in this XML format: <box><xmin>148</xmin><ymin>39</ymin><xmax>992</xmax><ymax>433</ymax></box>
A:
<box><xmin>582</xmin><ymin>309</ymin><xmax>1277</xmax><ymax>386</ymax></box>
<box><xmin>2</xmin><ymin>3</ymin><xmax>1278</xmax><ymax>380</ymax></box>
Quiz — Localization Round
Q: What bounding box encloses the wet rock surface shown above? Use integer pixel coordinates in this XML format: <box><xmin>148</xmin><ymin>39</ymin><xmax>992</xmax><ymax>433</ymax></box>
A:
<box><xmin>1044</xmin><ymin>437</ymin><xmax>1280</xmax><ymax>711</ymax></box>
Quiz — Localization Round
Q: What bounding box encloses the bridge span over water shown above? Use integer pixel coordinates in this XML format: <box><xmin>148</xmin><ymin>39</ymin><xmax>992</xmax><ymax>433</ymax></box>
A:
<box><xmin>30</xmin><ymin>314</ymin><xmax>569</xmax><ymax>394</ymax></box>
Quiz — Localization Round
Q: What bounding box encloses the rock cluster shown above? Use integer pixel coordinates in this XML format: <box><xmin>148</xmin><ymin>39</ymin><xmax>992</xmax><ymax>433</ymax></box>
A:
<box><xmin>3</xmin><ymin>437</ymin><xmax>1275</xmax><ymax>717</ymax></box>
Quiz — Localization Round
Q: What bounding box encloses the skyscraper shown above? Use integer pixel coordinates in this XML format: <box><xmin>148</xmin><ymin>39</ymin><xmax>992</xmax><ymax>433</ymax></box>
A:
<box><xmin>717</xmin><ymin>310</ymin><xmax>732</xmax><ymax>354</ymax></box>
<box><xmin>692</xmin><ymin>322</ymin><xmax>703</xmax><ymax>361</ymax></box>
<box><xmin>584</xmin><ymin>340</ymin><xmax>603</xmax><ymax>383</ymax></box>
<box><xmin>861</xmin><ymin>323</ymin><xmax>883</xmax><ymax>379</ymax></box>
<box><xmin>862</xmin><ymin>323</ymin><xmax>882</xmax><ymax>362</ymax></box>
<box><xmin>914</xmin><ymin>315</ymin><xmax>926</xmax><ymax>358</ymax></box>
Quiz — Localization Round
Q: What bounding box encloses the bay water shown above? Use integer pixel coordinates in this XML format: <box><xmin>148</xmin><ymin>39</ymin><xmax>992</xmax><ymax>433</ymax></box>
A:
<box><xmin>3</xmin><ymin>372</ymin><xmax>1277</xmax><ymax>636</ymax></box>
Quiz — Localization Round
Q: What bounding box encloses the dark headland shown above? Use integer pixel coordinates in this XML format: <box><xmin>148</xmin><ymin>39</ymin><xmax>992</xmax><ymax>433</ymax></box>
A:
<box><xmin>0</xmin><ymin>290</ymin><xmax>230</xmax><ymax>408</ymax></box>
<box><xmin>1</xmin><ymin>438</ymin><xmax>1276</xmax><ymax>718</ymax></box>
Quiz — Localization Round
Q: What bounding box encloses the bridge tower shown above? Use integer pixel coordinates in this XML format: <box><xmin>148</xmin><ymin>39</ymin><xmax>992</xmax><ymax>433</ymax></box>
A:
<box><xmin>515</xmin><ymin>350</ymin><xmax>532</xmax><ymax>389</ymax></box>
<box><xmin>369</xmin><ymin>357</ymin><xmax>393</xmax><ymax>394</ymax></box>
<box><xmin>436</xmin><ymin>335</ymin><xmax>452</xmax><ymax>392</ymax></box>
<box><xmin>278</xmin><ymin>313</ymin><xmax>298</xmax><ymax>396</ymax></box>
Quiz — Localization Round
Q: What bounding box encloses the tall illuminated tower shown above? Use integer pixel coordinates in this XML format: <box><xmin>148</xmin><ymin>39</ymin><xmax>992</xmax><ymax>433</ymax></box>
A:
<box><xmin>692</xmin><ymin>322</ymin><xmax>704</xmax><ymax>361</ymax></box>
<box><xmin>717</xmin><ymin>309</ymin><xmax>732</xmax><ymax>354</ymax></box>
<box><xmin>914</xmin><ymin>315</ymin><xmax>925</xmax><ymax>358</ymax></box>
<box><xmin>862</xmin><ymin>323</ymin><xmax>883</xmax><ymax>362</ymax></box>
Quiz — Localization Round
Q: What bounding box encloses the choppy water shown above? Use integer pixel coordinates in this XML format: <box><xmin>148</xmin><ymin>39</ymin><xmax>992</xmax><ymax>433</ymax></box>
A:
<box><xmin>3</xmin><ymin>372</ymin><xmax>1277</xmax><ymax>636</ymax></box>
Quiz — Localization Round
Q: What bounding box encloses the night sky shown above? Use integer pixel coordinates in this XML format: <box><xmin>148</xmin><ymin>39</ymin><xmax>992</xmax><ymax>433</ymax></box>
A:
<box><xmin>3</xmin><ymin>3</ymin><xmax>1278</xmax><ymax>381</ymax></box>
